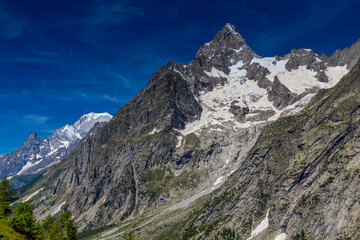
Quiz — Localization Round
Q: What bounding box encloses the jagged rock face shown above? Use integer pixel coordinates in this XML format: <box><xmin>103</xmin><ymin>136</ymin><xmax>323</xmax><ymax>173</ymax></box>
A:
<box><xmin>25</xmin><ymin>23</ymin><xmax>360</xmax><ymax>232</ymax></box>
<box><xmin>109</xmin><ymin>63</ymin><xmax>203</xmax><ymax>138</ymax></box>
<box><xmin>267</xmin><ymin>76</ymin><xmax>299</xmax><ymax>110</ymax></box>
<box><xmin>246</xmin><ymin>62</ymin><xmax>272</xmax><ymax>89</ymax></box>
<box><xmin>0</xmin><ymin>132</ymin><xmax>41</xmax><ymax>178</ymax></box>
<box><xmin>329</xmin><ymin>38</ymin><xmax>360</xmax><ymax>69</ymax></box>
<box><xmin>172</xmin><ymin>59</ymin><xmax>360</xmax><ymax>240</ymax></box>
<box><xmin>195</xmin><ymin>24</ymin><xmax>257</xmax><ymax>75</ymax></box>
<box><xmin>0</xmin><ymin>113</ymin><xmax>112</xmax><ymax>181</ymax></box>
<box><xmin>285</xmin><ymin>48</ymin><xmax>327</xmax><ymax>72</ymax></box>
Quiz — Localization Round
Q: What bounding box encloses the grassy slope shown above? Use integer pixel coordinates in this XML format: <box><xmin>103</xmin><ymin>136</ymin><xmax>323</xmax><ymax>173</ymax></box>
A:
<box><xmin>0</xmin><ymin>220</ymin><xmax>26</xmax><ymax>240</ymax></box>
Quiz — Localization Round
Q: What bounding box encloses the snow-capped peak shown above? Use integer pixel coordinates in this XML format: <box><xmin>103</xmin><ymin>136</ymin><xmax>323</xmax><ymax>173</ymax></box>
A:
<box><xmin>0</xmin><ymin>112</ymin><xmax>113</xmax><ymax>179</ymax></box>
<box><xmin>73</xmin><ymin>112</ymin><xmax>113</xmax><ymax>137</ymax></box>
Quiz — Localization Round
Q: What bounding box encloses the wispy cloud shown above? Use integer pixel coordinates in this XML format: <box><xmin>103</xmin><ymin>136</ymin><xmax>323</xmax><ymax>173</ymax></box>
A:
<box><xmin>54</xmin><ymin>1</ymin><xmax>147</xmax><ymax>28</ymax></box>
<box><xmin>106</xmin><ymin>68</ymin><xmax>131</xmax><ymax>88</ymax></box>
<box><xmin>23</xmin><ymin>114</ymin><xmax>49</xmax><ymax>124</ymax></box>
<box><xmin>0</xmin><ymin>49</ymin><xmax>60</xmax><ymax>66</ymax></box>
<box><xmin>85</xmin><ymin>1</ymin><xmax>147</xmax><ymax>26</ymax></box>
<box><xmin>103</xmin><ymin>94</ymin><xmax>120</xmax><ymax>102</ymax></box>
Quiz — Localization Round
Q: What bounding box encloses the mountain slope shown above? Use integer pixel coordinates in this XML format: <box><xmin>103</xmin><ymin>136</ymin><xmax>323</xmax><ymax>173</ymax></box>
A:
<box><xmin>0</xmin><ymin>112</ymin><xmax>112</xmax><ymax>181</ymax></box>
<box><xmin>139</xmin><ymin>57</ymin><xmax>360</xmax><ymax>240</ymax></box>
<box><xmin>24</xmin><ymin>24</ymin><xmax>360</xmax><ymax>233</ymax></box>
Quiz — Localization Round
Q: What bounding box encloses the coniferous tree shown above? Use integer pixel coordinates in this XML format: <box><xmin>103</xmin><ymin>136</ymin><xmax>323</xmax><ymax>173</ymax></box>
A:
<box><xmin>59</xmin><ymin>211</ymin><xmax>77</xmax><ymax>240</ymax></box>
<box><xmin>0</xmin><ymin>176</ymin><xmax>18</xmax><ymax>218</ymax></box>
<box><xmin>0</xmin><ymin>177</ymin><xmax>77</xmax><ymax>239</ymax></box>
<box><xmin>42</xmin><ymin>211</ymin><xmax>77</xmax><ymax>240</ymax></box>
<box><xmin>8</xmin><ymin>202</ymin><xmax>42</xmax><ymax>239</ymax></box>
<box><xmin>42</xmin><ymin>215</ymin><xmax>58</xmax><ymax>239</ymax></box>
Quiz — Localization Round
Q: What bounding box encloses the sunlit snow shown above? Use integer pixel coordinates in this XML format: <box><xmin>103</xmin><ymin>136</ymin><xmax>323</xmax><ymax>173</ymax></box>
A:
<box><xmin>52</xmin><ymin>201</ymin><xmax>66</xmax><ymax>215</ymax></box>
<box><xmin>247</xmin><ymin>209</ymin><xmax>270</xmax><ymax>240</ymax></box>
<box><xmin>275</xmin><ymin>233</ymin><xmax>287</xmax><ymax>240</ymax></box>
<box><xmin>22</xmin><ymin>188</ymin><xmax>44</xmax><ymax>202</ymax></box>
<box><xmin>16</xmin><ymin>159</ymin><xmax>43</xmax><ymax>175</ymax></box>
<box><xmin>213</xmin><ymin>176</ymin><xmax>224</xmax><ymax>186</ymax></box>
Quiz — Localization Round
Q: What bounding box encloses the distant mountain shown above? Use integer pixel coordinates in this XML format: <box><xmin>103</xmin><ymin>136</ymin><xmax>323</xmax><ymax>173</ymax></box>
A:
<box><xmin>22</xmin><ymin>24</ymin><xmax>360</xmax><ymax>238</ymax></box>
<box><xmin>0</xmin><ymin>113</ymin><xmax>112</xmax><ymax>181</ymax></box>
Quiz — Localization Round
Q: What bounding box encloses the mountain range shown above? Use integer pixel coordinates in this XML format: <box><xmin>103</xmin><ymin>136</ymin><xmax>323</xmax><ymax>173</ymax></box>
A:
<box><xmin>0</xmin><ymin>112</ymin><xmax>112</xmax><ymax>186</ymax></box>
<box><xmin>19</xmin><ymin>24</ymin><xmax>360</xmax><ymax>239</ymax></box>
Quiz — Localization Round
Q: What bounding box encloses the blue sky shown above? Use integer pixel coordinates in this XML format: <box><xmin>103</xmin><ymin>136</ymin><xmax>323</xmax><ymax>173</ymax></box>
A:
<box><xmin>1</xmin><ymin>0</ymin><xmax>360</xmax><ymax>154</ymax></box>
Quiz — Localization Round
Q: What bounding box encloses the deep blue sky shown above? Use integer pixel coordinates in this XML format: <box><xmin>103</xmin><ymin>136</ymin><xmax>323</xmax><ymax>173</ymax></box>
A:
<box><xmin>1</xmin><ymin>0</ymin><xmax>360</xmax><ymax>154</ymax></box>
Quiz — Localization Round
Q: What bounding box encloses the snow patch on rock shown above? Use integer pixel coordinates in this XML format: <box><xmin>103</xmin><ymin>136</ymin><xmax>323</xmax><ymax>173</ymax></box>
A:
<box><xmin>22</xmin><ymin>188</ymin><xmax>44</xmax><ymax>202</ymax></box>
<box><xmin>52</xmin><ymin>201</ymin><xmax>66</xmax><ymax>215</ymax></box>
<box><xmin>16</xmin><ymin>159</ymin><xmax>43</xmax><ymax>175</ymax></box>
<box><xmin>274</xmin><ymin>233</ymin><xmax>287</xmax><ymax>240</ymax></box>
<box><xmin>213</xmin><ymin>176</ymin><xmax>225</xmax><ymax>186</ymax></box>
<box><xmin>204</xmin><ymin>67</ymin><xmax>228</xmax><ymax>78</ymax></box>
<box><xmin>149</xmin><ymin>128</ymin><xmax>159</xmax><ymax>135</ymax></box>
<box><xmin>247</xmin><ymin>209</ymin><xmax>270</xmax><ymax>240</ymax></box>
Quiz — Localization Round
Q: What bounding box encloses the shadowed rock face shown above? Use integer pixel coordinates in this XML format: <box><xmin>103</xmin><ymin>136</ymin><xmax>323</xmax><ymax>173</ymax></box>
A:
<box><xmin>329</xmin><ymin>38</ymin><xmax>360</xmax><ymax>69</ymax></box>
<box><xmin>246</xmin><ymin>62</ymin><xmax>272</xmax><ymax>89</ymax></box>
<box><xmin>25</xmin><ymin>24</ymin><xmax>360</xmax><ymax>233</ymax></box>
<box><xmin>285</xmin><ymin>48</ymin><xmax>327</xmax><ymax>72</ymax></box>
<box><xmin>268</xmin><ymin>76</ymin><xmax>299</xmax><ymax>110</ymax></box>
<box><xmin>101</xmin><ymin>62</ymin><xmax>202</xmax><ymax>142</ymax></box>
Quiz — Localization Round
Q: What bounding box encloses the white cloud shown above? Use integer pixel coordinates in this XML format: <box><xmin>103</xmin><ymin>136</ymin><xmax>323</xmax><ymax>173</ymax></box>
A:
<box><xmin>103</xmin><ymin>94</ymin><xmax>120</xmax><ymax>102</ymax></box>
<box><xmin>24</xmin><ymin>114</ymin><xmax>49</xmax><ymax>124</ymax></box>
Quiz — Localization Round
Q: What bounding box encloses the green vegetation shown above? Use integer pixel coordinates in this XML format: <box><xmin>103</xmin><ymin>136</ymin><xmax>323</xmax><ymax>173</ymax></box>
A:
<box><xmin>143</xmin><ymin>167</ymin><xmax>174</xmax><ymax>196</ymax></box>
<box><xmin>77</xmin><ymin>225</ymin><xmax>114</xmax><ymax>240</ymax></box>
<box><xmin>124</xmin><ymin>231</ymin><xmax>135</xmax><ymax>240</ymax></box>
<box><xmin>8</xmin><ymin>203</ymin><xmax>43</xmax><ymax>239</ymax></box>
<box><xmin>319</xmin><ymin>176</ymin><xmax>335</xmax><ymax>188</ymax></box>
<box><xmin>142</xmin><ymin>167</ymin><xmax>200</xmax><ymax>197</ymax></box>
<box><xmin>291</xmin><ymin>230</ymin><xmax>307</xmax><ymax>240</ymax></box>
<box><xmin>0</xmin><ymin>176</ymin><xmax>18</xmax><ymax>218</ymax></box>
<box><xmin>12</xmin><ymin>174</ymin><xmax>43</xmax><ymax>195</ymax></box>
<box><xmin>0</xmin><ymin>176</ymin><xmax>77</xmax><ymax>239</ymax></box>
<box><xmin>214</xmin><ymin>227</ymin><xmax>238</xmax><ymax>240</ymax></box>
<box><xmin>0</xmin><ymin>219</ymin><xmax>26</xmax><ymax>239</ymax></box>
<box><xmin>184</xmin><ymin>133</ymin><xmax>200</xmax><ymax>149</ymax></box>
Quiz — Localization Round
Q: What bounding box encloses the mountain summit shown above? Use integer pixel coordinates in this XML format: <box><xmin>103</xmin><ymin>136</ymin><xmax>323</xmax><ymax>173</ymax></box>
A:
<box><xmin>194</xmin><ymin>23</ymin><xmax>257</xmax><ymax>75</ymax></box>
<box><xmin>196</xmin><ymin>23</ymin><xmax>250</xmax><ymax>57</ymax></box>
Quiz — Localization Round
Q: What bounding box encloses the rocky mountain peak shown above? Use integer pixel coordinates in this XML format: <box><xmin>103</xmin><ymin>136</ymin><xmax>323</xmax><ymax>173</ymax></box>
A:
<box><xmin>288</xmin><ymin>48</ymin><xmax>315</xmax><ymax>56</ymax></box>
<box><xmin>23</xmin><ymin>132</ymin><xmax>41</xmax><ymax>146</ymax></box>
<box><xmin>195</xmin><ymin>23</ymin><xmax>256</xmax><ymax>61</ymax></box>
<box><xmin>191</xmin><ymin>24</ymin><xmax>257</xmax><ymax>77</ymax></box>
<box><xmin>212</xmin><ymin>23</ymin><xmax>246</xmax><ymax>49</ymax></box>
<box><xmin>330</xmin><ymin>38</ymin><xmax>360</xmax><ymax>69</ymax></box>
